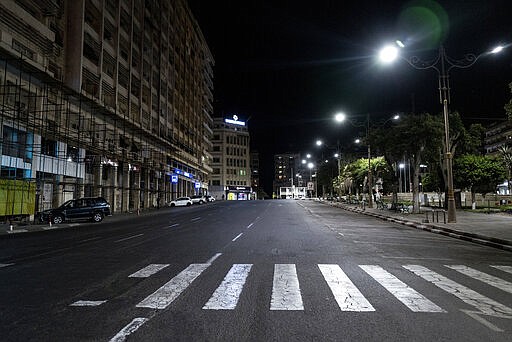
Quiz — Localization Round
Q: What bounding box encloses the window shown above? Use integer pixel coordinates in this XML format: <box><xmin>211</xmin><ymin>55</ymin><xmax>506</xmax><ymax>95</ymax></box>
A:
<box><xmin>3</xmin><ymin>126</ymin><xmax>31</xmax><ymax>161</ymax></box>
<box><xmin>212</xmin><ymin>180</ymin><xmax>220</xmax><ymax>186</ymax></box>
<box><xmin>41</xmin><ymin>137</ymin><xmax>57</xmax><ymax>157</ymax></box>
<box><xmin>66</xmin><ymin>146</ymin><xmax>79</xmax><ymax>162</ymax></box>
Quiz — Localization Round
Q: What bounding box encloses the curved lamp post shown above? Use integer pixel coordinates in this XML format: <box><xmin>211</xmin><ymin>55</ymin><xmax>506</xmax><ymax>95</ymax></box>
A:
<box><xmin>379</xmin><ymin>42</ymin><xmax>506</xmax><ymax>222</ymax></box>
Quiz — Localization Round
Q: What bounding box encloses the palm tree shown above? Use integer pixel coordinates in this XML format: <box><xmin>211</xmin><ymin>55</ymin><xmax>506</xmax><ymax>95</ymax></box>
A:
<box><xmin>498</xmin><ymin>145</ymin><xmax>512</xmax><ymax>193</ymax></box>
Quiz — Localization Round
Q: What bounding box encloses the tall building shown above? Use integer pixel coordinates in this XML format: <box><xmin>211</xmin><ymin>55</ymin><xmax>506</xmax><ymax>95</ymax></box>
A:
<box><xmin>0</xmin><ymin>0</ymin><xmax>214</xmax><ymax>219</ymax></box>
<box><xmin>272</xmin><ymin>153</ymin><xmax>300</xmax><ymax>195</ymax></box>
<box><xmin>210</xmin><ymin>116</ymin><xmax>252</xmax><ymax>200</ymax></box>
<box><xmin>250</xmin><ymin>151</ymin><xmax>260</xmax><ymax>197</ymax></box>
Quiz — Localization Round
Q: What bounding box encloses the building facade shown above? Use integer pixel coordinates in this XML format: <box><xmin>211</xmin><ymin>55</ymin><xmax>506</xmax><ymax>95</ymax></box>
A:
<box><xmin>0</xmin><ymin>0</ymin><xmax>214</xmax><ymax>219</ymax></box>
<box><xmin>484</xmin><ymin>120</ymin><xmax>512</xmax><ymax>194</ymax></box>
<box><xmin>210</xmin><ymin>116</ymin><xmax>252</xmax><ymax>200</ymax></box>
<box><xmin>484</xmin><ymin>120</ymin><xmax>512</xmax><ymax>155</ymax></box>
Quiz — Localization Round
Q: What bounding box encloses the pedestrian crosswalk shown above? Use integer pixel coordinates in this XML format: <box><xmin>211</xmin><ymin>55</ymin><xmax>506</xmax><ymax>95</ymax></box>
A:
<box><xmin>75</xmin><ymin>262</ymin><xmax>512</xmax><ymax>316</ymax></box>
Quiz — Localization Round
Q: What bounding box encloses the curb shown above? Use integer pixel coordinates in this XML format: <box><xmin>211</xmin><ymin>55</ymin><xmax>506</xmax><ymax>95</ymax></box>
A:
<box><xmin>325</xmin><ymin>202</ymin><xmax>512</xmax><ymax>252</ymax></box>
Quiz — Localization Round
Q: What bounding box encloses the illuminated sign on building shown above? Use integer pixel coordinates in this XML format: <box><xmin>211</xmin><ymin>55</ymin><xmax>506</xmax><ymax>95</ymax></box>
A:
<box><xmin>171</xmin><ymin>175</ymin><xmax>178</xmax><ymax>183</ymax></box>
<box><xmin>174</xmin><ymin>168</ymin><xmax>193</xmax><ymax>178</ymax></box>
<box><xmin>224</xmin><ymin>115</ymin><xmax>246</xmax><ymax>126</ymax></box>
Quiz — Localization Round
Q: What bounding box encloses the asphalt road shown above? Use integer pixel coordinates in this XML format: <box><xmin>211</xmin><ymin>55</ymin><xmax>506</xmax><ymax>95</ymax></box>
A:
<box><xmin>1</xmin><ymin>200</ymin><xmax>511</xmax><ymax>341</ymax></box>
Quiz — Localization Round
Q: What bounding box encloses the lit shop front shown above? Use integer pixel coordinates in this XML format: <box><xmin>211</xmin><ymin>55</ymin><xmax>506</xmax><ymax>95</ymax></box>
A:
<box><xmin>226</xmin><ymin>186</ymin><xmax>252</xmax><ymax>200</ymax></box>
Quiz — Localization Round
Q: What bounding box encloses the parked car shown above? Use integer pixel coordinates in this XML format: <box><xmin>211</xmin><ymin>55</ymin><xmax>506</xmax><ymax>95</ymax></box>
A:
<box><xmin>190</xmin><ymin>195</ymin><xmax>206</xmax><ymax>204</ymax></box>
<box><xmin>205</xmin><ymin>195</ymin><xmax>216</xmax><ymax>202</ymax></box>
<box><xmin>39</xmin><ymin>197</ymin><xmax>111</xmax><ymax>224</ymax></box>
<box><xmin>169</xmin><ymin>197</ymin><xmax>193</xmax><ymax>207</ymax></box>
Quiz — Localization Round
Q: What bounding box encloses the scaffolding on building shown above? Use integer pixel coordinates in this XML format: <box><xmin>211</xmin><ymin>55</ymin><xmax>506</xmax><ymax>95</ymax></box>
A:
<box><xmin>0</xmin><ymin>53</ymin><xmax>201</xmax><ymax>221</ymax></box>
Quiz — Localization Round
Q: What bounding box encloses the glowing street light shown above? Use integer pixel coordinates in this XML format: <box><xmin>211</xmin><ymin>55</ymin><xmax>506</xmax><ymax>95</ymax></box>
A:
<box><xmin>378</xmin><ymin>45</ymin><xmax>399</xmax><ymax>64</ymax></box>
<box><xmin>334</xmin><ymin>112</ymin><xmax>346</xmax><ymax>123</ymax></box>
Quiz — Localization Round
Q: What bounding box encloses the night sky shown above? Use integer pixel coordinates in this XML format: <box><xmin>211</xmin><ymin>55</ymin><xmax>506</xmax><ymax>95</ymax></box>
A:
<box><xmin>188</xmin><ymin>0</ymin><xmax>512</xmax><ymax>193</ymax></box>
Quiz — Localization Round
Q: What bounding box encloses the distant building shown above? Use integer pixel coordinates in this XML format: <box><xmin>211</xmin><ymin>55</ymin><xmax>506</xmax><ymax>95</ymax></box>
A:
<box><xmin>484</xmin><ymin>120</ymin><xmax>512</xmax><ymax>155</ymax></box>
<box><xmin>210</xmin><ymin>116</ymin><xmax>252</xmax><ymax>200</ymax></box>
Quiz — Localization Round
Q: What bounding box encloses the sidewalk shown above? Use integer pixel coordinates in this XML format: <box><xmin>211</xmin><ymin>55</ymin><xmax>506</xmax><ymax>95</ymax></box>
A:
<box><xmin>325</xmin><ymin>201</ymin><xmax>512</xmax><ymax>252</ymax></box>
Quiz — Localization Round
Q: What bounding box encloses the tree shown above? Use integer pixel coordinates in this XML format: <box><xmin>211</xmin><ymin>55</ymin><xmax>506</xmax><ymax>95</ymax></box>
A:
<box><xmin>499</xmin><ymin>145</ymin><xmax>512</xmax><ymax>193</ymax></box>
<box><xmin>371</xmin><ymin>113</ymin><xmax>444</xmax><ymax>212</ymax></box>
<box><xmin>453</xmin><ymin>154</ymin><xmax>506</xmax><ymax>209</ymax></box>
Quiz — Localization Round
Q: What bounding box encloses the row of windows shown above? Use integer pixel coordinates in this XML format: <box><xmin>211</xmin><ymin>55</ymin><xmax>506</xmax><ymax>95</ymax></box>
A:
<box><xmin>226</xmin><ymin>146</ymin><xmax>247</xmax><ymax>156</ymax></box>
<box><xmin>209</xmin><ymin>180</ymin><xmax>246</xmax><ymax>186</ymax></box>
<box><xmin>227</xmin><ymin>158</ymin><xmax>247</xmax><ymax>167</ymax></box>
<box><xmin>227</xmin><ymin>180</ymin><xmax>247</xmax><ymax>186</ymax></box>
<box><xmin>225</xmin><ymin>134</ymin><xmax>249</xmax><ymax>146</ymax></box>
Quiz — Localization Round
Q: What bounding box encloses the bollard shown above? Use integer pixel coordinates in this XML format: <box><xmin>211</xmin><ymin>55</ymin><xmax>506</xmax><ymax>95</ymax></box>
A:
<box><xmin>137</xmin><ymin>208</ymin><xmax>140</xmax><ymax>216</ymax></box>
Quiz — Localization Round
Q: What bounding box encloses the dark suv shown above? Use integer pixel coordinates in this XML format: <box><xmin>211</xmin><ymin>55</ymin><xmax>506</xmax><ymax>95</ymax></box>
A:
<box><xmin>39</xmin><ymin>197</ymin><xmax>112</xmax><ymax>224</ymax></box>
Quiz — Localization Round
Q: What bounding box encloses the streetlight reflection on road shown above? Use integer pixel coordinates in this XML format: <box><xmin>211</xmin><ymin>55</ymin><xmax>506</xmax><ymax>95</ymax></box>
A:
<box><xmin>378</xmin><ymin>41</ymin><xmax>507</xmax><ymax>223</ymax></box>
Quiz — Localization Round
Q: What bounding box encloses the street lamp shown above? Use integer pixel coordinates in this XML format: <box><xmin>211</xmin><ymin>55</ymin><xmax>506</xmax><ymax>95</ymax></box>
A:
<box><xmin>379</xmin><ymin>42</ymin><xmax>506</xmax><ymax>223</ymax></box>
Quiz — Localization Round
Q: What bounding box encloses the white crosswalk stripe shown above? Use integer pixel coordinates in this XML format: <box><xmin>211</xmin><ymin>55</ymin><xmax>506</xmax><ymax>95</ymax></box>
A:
<box><xmin>319</xmin><ymin>264</ymin><xmax>374</xmax><ymax>312</ymax></box>
<box><xmin>404</xmin><ymin>265</ymin><xmax>512</xmax><ymax>316</ymax></box>
<box><xmin>360</xmin><ymin>265</ymin><xmax>445</xmax><ymax>312</ymax></box>
<box><xmin>129</xmin><ymin>264</ymin><xmax>169</xmax><ymax>278</ymax></box>
<box><xmin>203</xmin><ymin>264</ymin><xmax>252</xmax><ymax>310</ymax></box>
<box><xmin>491</xmin><ymin>265</ymin><xmax>512</xmax><ymax>275</ymax></box>
<box><xmin>136</xmin><ymin>263</ymin><xmax>210</xmax><ymax>309</ymax></box>
<box><xmin>446</xmin><ymin>265</ymin><xmax>512</xmax><ymax>294</ymax></box>
<box><xmin>270</xmin><ymin>264</ymin><xmax>304</xmax><ymax>310</ymax></box>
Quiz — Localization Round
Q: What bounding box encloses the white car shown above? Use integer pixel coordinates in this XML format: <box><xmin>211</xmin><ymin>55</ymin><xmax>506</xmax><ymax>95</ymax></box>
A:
<box><xmin>190</xmin><ymin>195</ymin><xmax>206</xmax><ymax>204</ymax></box>
<box><xmin>205</xmin><ymin>195</ymin><xmax>216</xmax><ymax>202</ymax></box>
<box><xmin>169</xmin><ymin>197</ymin><xmax>192</xmax><ymax>207</ymax></box>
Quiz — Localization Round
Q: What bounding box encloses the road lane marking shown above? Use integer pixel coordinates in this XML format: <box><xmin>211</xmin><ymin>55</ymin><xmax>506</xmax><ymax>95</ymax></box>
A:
<box><xmin>129</xmin><ymin>264</ymin><xmax>169</xmax><ymax>278</ymax></box>
<box><xmin>232</xmin><ymin>233</ymin><xmax>243</xmax><ymax>242</ymax></box>
<box><xmin>0</xmin><ymin>263</ymin><xmax>14</xmax><ymax>268</ymax></box>
<box><xmin>491</xmin><ymin>265</ymin><xmax>512</xmax><ymax>275</ymax></box>
<box><xmin>270</xmin><ymin>264</ymin><xmax>304</xmax><ymax>310</ymax></box>
<box><xmin>115</xmin><ymin>233</ymin><xmax>144</xmax><ymax>243</ymax></box>
<box><xmin>446</xmin><ymin>265</ymin><xmax>512</xmax><ymax>294</ymax></box>
<box><xmin>247</xmin><ymin>223</ymin><xmax>254</xmax><ymax>229</ymax></box>
<box><xmin>109</xmin><ymin>317</ymin><xmax>149</xmax><ymax>342</ymax></box>
<box><xmin>203</xmin><ymin>264</ymin><xmax>252</xmax><ymax>310</ymax></box>
<box><xmin>167</xmin><ymin>223</ymin><xmax>180</xmax><ymax>228</ymax></box>
<box><xmin>404</xmin><ymin>265</ymin><xmax>512</xmax><ymax>316</ymax></box>
<box><xmin>360</xmin><ymin>265</ymin><xmax>445</xmax><ymax>312</ymax></box>
<box><xmin>136</xmin><ymin>263</ymin><xmax>210</xmax><ymax>309</ymax></box>
<box><xmin>191</xmin><ymin>217</ymin><xmax>201</xmax><ymax>222</ymax></box>
<box><xmin>206</xmin><ymin>253</ymin><xmax>222</xmax><ymax>264</ymax></box>
<box><xmin>79</xmin><ymin>237</ymin><xmax>102</xmax><ymax>243</ymax></box>
<box><xmin>319</xmin><ymin>264</ymin><xmax>374</xmax><ymax>312</ymax></box>
<box><xmin>70</xmin><ymin>300</ymin><xmax>107</xmax><ymax>306</ymax></box>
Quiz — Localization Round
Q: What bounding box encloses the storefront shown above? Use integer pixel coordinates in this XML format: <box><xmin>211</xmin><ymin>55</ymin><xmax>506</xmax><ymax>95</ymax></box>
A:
<box><xmin>226</xmin><ymin>186</ymin><xmax>252</xmax><ymax>200</ymax></box>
